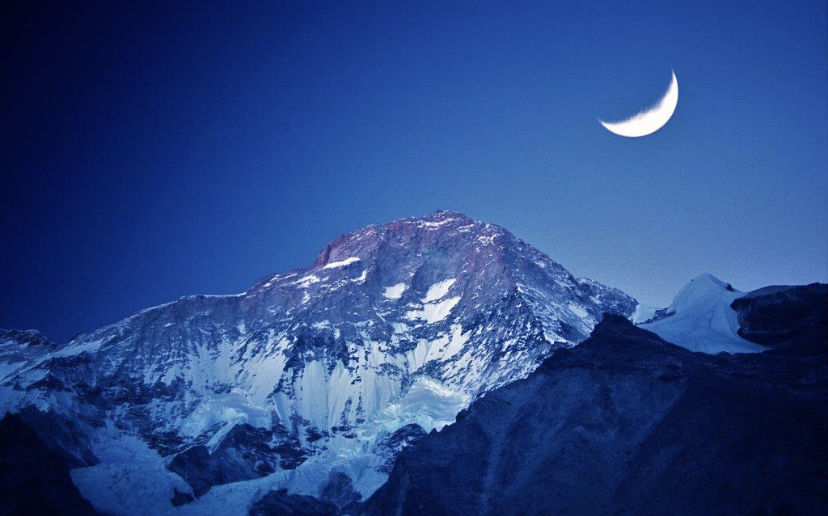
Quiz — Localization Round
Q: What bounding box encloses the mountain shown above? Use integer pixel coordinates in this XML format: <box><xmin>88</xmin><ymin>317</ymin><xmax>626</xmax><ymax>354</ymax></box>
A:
<box><xmin>639</xmin><ymin>274</ymin><xmax>828</xmax><ymax>356</ymax></box>
<box><xmin>0</xmin><ymin>211</ymin><xmax>636</xmax><ymax>515</ymax></box>
<box><xmin>639</xmin><ymin>274</ymin><xmax>767</xmax><ymax>354</ymax></box>
<box><xmin>362</xmin><ymin>297</ymin><xmax>828</xmax><ymax>516</ymax></box>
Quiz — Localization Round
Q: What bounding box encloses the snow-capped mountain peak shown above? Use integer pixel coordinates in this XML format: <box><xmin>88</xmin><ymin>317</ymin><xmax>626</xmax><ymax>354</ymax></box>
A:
<box><xmin>640</xmin><ymin>274</ymin><xmax>766</xmax><ymax>354</ymax></box>
<box><xmin>0</xmin><ymin>211</ymin><xmax>637</xmax><ymax>515</ymax></box>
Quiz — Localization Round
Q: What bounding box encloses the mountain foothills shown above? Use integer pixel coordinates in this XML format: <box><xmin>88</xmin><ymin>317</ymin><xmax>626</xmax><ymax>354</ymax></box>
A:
<box><xmin>0</xmin><ymin>211</ymin><xmax>825</xmax><ymax>516</ymax></box>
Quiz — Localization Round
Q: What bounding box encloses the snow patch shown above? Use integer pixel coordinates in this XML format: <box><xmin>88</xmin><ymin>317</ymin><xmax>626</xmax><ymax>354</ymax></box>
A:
<box><xmin>383</xmin><ymin>283</ymin><xmax>407</xmax><ymax>300</ymax></box>
<box><xmin>52</xmin><ymin>338</ymin><xmax>105</xmax><ymax>358</ymax></box>
<box><xmin>631</xmin><ymin>303</ymin><xmax>659</xmax><ymax>324</ymax></box>
<box><xmin>179</xmin><ymin>392</ymin><xmax>271</xmax><ymax>443</ymax></box>
<box><xmin>477</xmin><ymin>235</ymin><xmax>496</xmax><ymax>246</ymax></box>
<box><xmin>405</xmin><ymin>296</ymin><xmax>461</xmax><ymax>324</ymax></box>
<box><xmin>322</xmin><ymin>257</ymin><xmax>361</xmax><ymax>269</ymax></box>
<box><xmin>418</xmin><ymin>219</ymin><xmax>452</xmax><ymax>229</ymax></box>
<box><xmin>292</xmin><ymin>275</ymin><xmax>322</xmax><ymax>288</ymax></box>
<box><xmin>567</xmin><ymin>303</ymin><xmax>588</xmax><ymax>319</ymax></box>
<box><xmin>172</xmin><ymin>454</ymin><xmax>388</xmax><ymax>516</ymax></box>
<box><xmin>423</xmin><ymin>279</ymin><xmax>456</xmax><ymax>303</ymax></box>
<box><xmin>353</xmin><ymin>269</ymin><xmax>368</xmax><ymax>283</ymax></box>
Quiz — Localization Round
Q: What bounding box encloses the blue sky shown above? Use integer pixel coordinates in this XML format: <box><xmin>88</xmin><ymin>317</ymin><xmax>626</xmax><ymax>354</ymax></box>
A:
<box><xmin>2</xmin><ymin>0</ymin><xmax>826</xmax><ymax>341</ymax></box>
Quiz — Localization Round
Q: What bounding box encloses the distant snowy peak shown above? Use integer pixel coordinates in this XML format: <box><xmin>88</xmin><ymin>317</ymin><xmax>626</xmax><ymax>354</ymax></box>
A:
<box><xmin>640</xmin><ymin>274</ymin><xmax>766</xmax><ymax>354</ymax></box>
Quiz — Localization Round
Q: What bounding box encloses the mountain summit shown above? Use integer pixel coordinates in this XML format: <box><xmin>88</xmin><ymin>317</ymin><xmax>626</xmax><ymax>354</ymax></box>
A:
<box><xmin>0</xmin><ymin>211</ymin><xmax>636</xmax><ymax>515</ymax></box>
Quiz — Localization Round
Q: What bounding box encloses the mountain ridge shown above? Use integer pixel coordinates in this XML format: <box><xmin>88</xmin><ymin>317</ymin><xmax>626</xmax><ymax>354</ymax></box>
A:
<box><xmin>0</xmin><ymin>211</ymin><xmax>637</xmax><ymax>515</ymax></box>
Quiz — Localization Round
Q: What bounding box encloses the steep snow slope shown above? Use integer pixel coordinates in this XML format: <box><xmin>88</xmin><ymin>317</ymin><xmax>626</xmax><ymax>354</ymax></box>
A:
<box><xmin>0</xmin><ymin>211</ymin><xmax>636</xmax><ymax>515</ymax></box>
<box><xmin>640</xmin><ymin>274</ymin><xmax>766</xmax><ymax>354</ymax></box>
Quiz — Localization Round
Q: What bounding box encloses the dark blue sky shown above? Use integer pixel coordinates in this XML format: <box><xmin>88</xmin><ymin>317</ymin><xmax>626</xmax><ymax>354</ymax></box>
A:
<box><xmin>2</xmin><ymin>0</ymin><xmax>826</xmax><ymax>342</ymax></box>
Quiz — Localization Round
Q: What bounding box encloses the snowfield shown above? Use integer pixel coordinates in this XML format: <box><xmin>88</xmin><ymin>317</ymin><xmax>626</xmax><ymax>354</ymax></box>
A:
<box><xmin>640</xmin><ymin>274</ymin><xmax>766</xmax><ymax>354</ymax></box>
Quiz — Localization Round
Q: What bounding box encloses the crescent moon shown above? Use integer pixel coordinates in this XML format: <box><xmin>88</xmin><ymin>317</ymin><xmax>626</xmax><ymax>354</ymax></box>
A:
<box><xmin>600</xmin><ymin>71</ymin><xmax>679</xmax><ymax>138</ymax></box>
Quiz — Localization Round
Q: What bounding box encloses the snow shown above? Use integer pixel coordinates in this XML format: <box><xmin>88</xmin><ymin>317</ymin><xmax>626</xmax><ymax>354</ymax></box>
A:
<box><xmin>170</xmin><ymin>454</ymin><xmax>389</xmax><ymax>516</ymax></box>
<box><xmin>383</xmin><ymin>283</ymin><xmax>407</xmax><ymax>300</ymax></box>
<box><xmin>70</xmin><ymin>428</ymin><xmax>193</xmax><ymax>516</ymax></box>
<box><xmin>403</xmin><ymin>279</ymin><xmax>461</xmax><ymax>323</ymax></box>
<box><xmin>198</xmin><ymin>293</ymin><xmax>247</xmax><ymax>299</ymax></box>
<box><xmin>73</xmin><ymin>428</ymin><xmax>389</xmax><ymax>516</ymax></box>
<box><xmin>567</xmin><ymin>303</ymin><xmax>588</xmax><ymax>319</ymax></box>
<box><xmin>73</xmin><ymin>462</ymin><xmax>191</xmax><ymax>516</ymax></box>
<box><xmin>631</xmin><ymin>303</ymin><xmax>659</xmax><ymax>324</ymax></box>
<box><xmin>406</xmin><ymin>335</ymin><xmax>450</xmax><ymax>371</ymax></box>
<box><xmin>403</xmin><ymin>325</ymin><xmax>468</xmax><ymax>369</ymax></box>
<box><xmin>0</xmin><ymin>360</ymin><xmax>22</xmax><ymax>385</ymax></box>
<box><xmin>368</xmin><ymin>376</ymin><xmax>470</xmax><ymax>435</ymax></box>
<box><xmin>52</xmin><ymin>338</ymin><xmax>105</xmax><ymax>358</ymax></box>
<box><xmin>0</xmin><ymin>213</ymin><xmax>647</xmax><ymax>515</ymax></box>
<box><xmin>640</xmin><ymin>274</ymin><xmax>766</xmax><ymax>354</ymax></box>
<box><xmin>353</xmin><ymin>269</ymin><xmax>368</xmax><ymax>283</ymax></box>
<box><xmin>418</xmin><ymin>219</ymin><xmax>453</xmax><ymax>229</ymax></box>
<box><xmin>441</xmin><ymin>324</ymin><xmax>470</xmax><ymax>359</ymax></box>
<box><xmin>405</xmin><ymin>296</ymin><xmax>461</xmax><ymax>324</ymax></box>
<box><xmin>292</xmin><ymin>275</ymin><xmax>321</xmax><ymax>288</ymax></box>
<box><xmin>423</xmin><ymin>279</ymin><xmax>456</xmax><ymax>302</ymax></box>
<box><xmin>322</xmin><ymin>257</ymin><xmax>361</xmax><ymax>269</ymax></box>
<box><xmin>178</xmin><ymin>392</ymin><xmax>271</xmax><ymax>445</ymax></box>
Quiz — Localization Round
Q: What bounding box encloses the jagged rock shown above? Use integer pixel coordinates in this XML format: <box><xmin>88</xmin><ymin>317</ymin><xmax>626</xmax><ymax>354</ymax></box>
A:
<box><xmin>731</xmin><ymin>283</ymin><xmax>828</xmax><ymax>351</ymax></box>
<box><xmin>170</xmin><ymin>488</ymin><xmax>194</xmax><ymax>507</ymax></box>
<box><xmin>320</xmin><ymin>471</ymin><xmax>362</xmax><ymax>514</ymax></box>
<box><xmin>0</xmin><ymin>329</ymin><xmax>56</xmax><ymax>349</ymax></box>
<box><xmin>167</xmin><ymin>423</ymin><xmax>301</xmax><ymax>497</ymax></box>
<box><xmin>0</xmin><ymin>413</ymin><xmax>101</xmax><ymax>516</ymax></box>
<box><xmin>374</xmin><ymin>424</ymin><xmax>428</xmax><ymax>473</ymax></box>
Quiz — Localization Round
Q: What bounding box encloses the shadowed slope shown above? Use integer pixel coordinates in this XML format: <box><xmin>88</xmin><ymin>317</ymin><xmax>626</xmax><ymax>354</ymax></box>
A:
<box><xmin>363</xmin><ymin>315</ymin><xmax>828</xmax><ymax>516</ymax></box>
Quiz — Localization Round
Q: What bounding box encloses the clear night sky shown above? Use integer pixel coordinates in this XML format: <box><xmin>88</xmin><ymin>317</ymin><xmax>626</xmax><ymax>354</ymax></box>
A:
<box><xmin>2</xmin><ymin>0</ymin><xmax>826</xmax><ymax>342</ymax></box>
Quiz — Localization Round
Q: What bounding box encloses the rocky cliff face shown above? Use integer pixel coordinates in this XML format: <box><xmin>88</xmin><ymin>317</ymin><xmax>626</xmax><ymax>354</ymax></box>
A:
<box><xmin>362</xmin><ymin>310</ymin><xmax>828</xmax><ymax>516</ymax></box>
<box><xmin>0</xmin><ymin>211</ymin><xmax>636</xmax><ymax>515</ymax></box>
<box><xmin>0</xmin><ymin>413</ymin><xmax>102</xmax><ymax>516</ymax></box>
<box><xmin>731</xmin><ymin>283</ymin><xmax>828</xmax><ymax>352</ymax></box>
